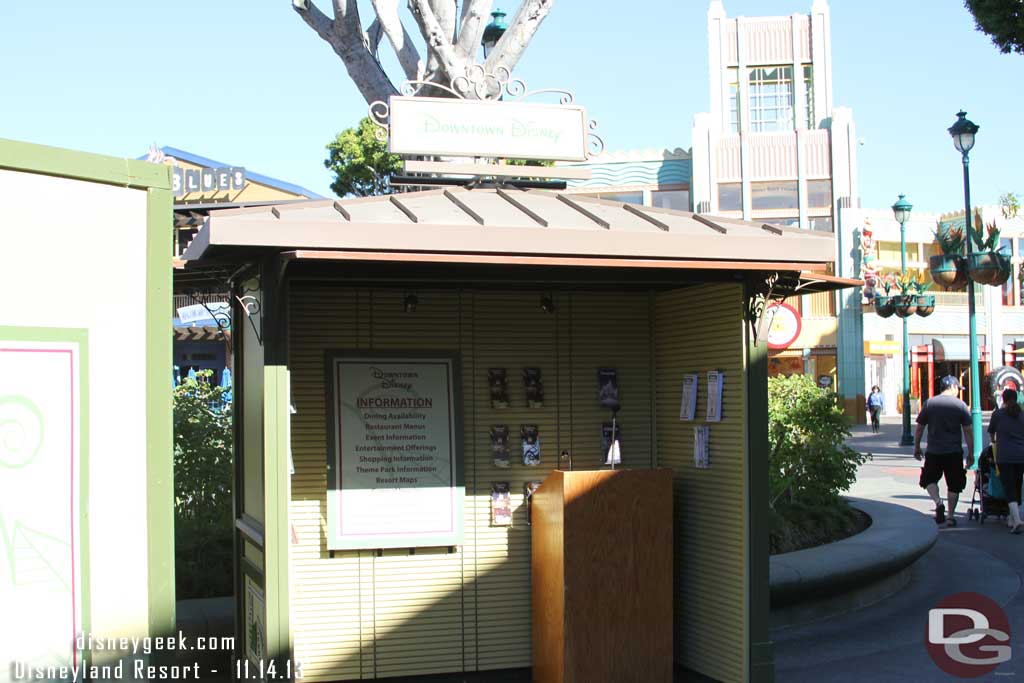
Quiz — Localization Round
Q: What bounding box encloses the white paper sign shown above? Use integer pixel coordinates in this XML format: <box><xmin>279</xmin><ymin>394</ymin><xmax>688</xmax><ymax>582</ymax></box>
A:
<box><xmin>694</xmin><ymin>425</ymin><xmax>710</xmax><ymax>469</ymax></box>
<box><xmin>679</xmin><ymin>373</ymin><xmax>698</xmax><ymax>421</ymax></box>
<box><xmin>327</xmin><ymin>355</ymin><xmax>463</xmax><ymax>549</ymax></box>
<box><xmin>706</xmin><ymin>370</ymin><xmax>724</xmax><ymax>422</ymax></box>
<box><xmin>176</xmin><ymin>301</ymin><xmax>230</xmax><ymax>324</ymax></box>
<box><xmin>388</xmin><ymin>96</ymin><xmax>589</xmax><ymax>161</ymax></box>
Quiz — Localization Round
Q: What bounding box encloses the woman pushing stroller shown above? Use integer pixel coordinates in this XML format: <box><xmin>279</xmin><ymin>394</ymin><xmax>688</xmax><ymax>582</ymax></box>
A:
<box><xmin>988</xmin><ymin>388</ymin><xmax>1024</xmax><ymax>534</ymax></box>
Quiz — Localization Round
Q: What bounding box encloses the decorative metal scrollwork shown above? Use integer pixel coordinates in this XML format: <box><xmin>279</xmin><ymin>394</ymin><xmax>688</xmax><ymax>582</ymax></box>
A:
<box><xmin>183</xmin><ymin>289</ymin><xmax>231</xmax><ymax>338</ymax></box>
<box><xmin>236</xmin><ymin>279</ymin><xmax>263</xmax><ymax>346</ymax></box>
<box><xmin>746</xmin><ymin>272</ymin><xmax>784</xmax><ymax>345</ymax></box>
<box><xmin>586</xmin><ymin>119</ymin><xmax>605</xmax><ymax>159</ymax></box>
<box><xmin>368</xmin><ymin>99</ymin><xmax>391</xmax><ymax>142</ymax></box>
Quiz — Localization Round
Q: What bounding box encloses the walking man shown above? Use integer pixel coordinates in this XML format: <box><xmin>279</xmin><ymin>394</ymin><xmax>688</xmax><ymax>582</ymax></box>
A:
<box><xmin>914</xmin><ymin>375</ymin><xmax>974</xmax><ymax>526</ymax></box>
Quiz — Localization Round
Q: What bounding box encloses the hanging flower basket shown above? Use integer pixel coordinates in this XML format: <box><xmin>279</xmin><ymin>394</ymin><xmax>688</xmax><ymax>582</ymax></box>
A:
<box><xmin>990</xmin><ymin>253</ymin><xmax>1012</xmax><ymax>286</ymax></box>
<box><xmin>928</xmin><ymin>254</ymin><xmax>967</xmax><ymax>290</ymax></box>
<box><xmin>915</xmin><ymin>294</ymin><xmax>936</xmax><ymax>317</ymax></box>
<box><xmin>893</xmin><ymin>294</ymin><xmax>917</xmax><ymax>318</ymax></box>
<box><xmin>874</xmin><ymin>295</ymin><xmax>896</xmax><ymax>318</ymax></box>
<box><xmin>967</xmin><ymin>251</ymin><xmax>1005</xmax><ymax>286</ymax></box>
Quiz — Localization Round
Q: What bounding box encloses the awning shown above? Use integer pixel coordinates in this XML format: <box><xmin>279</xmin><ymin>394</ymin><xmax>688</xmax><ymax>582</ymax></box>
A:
<box><xmin>182</xmin><ymin>188</ymin><xmax>856</xmax><ymax>290</ymax></box>
<box><xmin>932</xmin><ymin>337</ymin><xmax>988</xmax><ymax>361</ymax></box>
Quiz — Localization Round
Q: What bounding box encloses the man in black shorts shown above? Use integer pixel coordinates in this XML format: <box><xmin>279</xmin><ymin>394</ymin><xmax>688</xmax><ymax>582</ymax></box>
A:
<box><xmin>914</xmin><ymin>375</ymin><xmax>974</xmax><ymax>527</ymax></box>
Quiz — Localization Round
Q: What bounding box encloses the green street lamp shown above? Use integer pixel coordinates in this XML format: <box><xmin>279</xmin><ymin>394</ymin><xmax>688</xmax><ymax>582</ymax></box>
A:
<box><xmin>481</xmin><ymin>9</ymin><xmax>508</xmax><ymax>59</ymax></box>
<box><xmin>892</xmin><ymin>194</ymin><xmax>915</xmax><ymax>446</ymax></box>
<box><xmin>948</xmin><ymin>110</ymin><xmax>983</xmax><ymax>461</ymax></box>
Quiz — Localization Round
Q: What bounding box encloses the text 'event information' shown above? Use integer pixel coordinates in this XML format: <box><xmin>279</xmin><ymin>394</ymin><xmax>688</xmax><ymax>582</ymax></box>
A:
<box><xmin>328</xmin><ymin>356</ymin><xmax>462</xmax><ymax>550</ymax></box>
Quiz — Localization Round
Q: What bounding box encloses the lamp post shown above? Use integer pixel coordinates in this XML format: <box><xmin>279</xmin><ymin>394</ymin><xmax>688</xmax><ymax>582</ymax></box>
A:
<box><xmin>949</xmin><ymin>110</ymin><xmax>983</xmax><ymax>460</ymax></box>
<box><xmin>481</xmin><ymin>9</ymin><xmax>508</xmax><ymax>59</ymax></box>
<box><xmin>892</xmin><ymin>193</ymin><xmax>915</xmax><ymax>446</ymax></box>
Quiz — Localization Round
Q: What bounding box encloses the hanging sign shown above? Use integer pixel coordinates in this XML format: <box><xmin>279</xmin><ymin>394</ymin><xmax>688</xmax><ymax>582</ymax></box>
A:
<box><xmin>326</xmin><ymin>353</ymin><xmax>464</xmax><ymax>550</ymax></box>
<box><xmin>765</xmin><ymin>302</ymin><xmax>802</xmax><ymax>350</ymax></box>
<box><xmin>388</xmin><ymin>96</ymin><xmax>589</xmax><ymax>161</ymax></box>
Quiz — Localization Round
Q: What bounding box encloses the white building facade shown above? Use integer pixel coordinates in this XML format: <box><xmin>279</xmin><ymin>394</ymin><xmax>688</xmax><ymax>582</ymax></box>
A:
<box><xmin>841</xmin><ymin>205</ymin><xmax>1024</xmax><ymax>415</ymax></box>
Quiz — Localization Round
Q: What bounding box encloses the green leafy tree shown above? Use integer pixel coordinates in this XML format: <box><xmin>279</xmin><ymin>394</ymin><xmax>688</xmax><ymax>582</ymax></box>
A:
<box><xmin>1001</xmin><ymin>191</ymin><xmax>1021</xmax><ymax>219</ymax></box>
<box><xmin>325</xmin><ymin>117</ymin><xmax>403</xmax><ymax>198</ymax></box>
<box><xmin>173</xmin><ymin>371</ymin><xmax>233</xmax><ymax>598</ymax></box>
<box><xmin>965</xmin><ymin>0</ymin><xmax>1024</xmax><ymax>54</ymax></box>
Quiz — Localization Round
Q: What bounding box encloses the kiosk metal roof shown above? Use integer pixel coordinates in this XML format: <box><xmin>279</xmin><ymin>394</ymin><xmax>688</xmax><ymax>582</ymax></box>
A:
<box><xmin>182</xmin><ymin>187</ymin><xmax>860</xmax><ymax>292</ymax></box>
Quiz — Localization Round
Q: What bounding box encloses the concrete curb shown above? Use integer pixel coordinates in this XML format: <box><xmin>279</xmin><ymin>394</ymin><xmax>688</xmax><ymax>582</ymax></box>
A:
<box><xmin>770</xmin><ymin>498</ymin><xmax>937</xmax><ymax>609</ymax></box>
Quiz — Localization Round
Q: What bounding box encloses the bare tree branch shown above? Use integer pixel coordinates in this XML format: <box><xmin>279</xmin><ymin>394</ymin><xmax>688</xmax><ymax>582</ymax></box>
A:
<box><xmin>431</xmin><ymin>0</ymin><xmax>458</xmax><ymax>41</ymax></box>
<box><xmin>407</xmin><ymin>0</ymin><xmax>464</xmax><ymax>83</ymax></box>
<box><xmin>293</xmin><ymin>0</ymin><xmax>397</xmax><ymax>104</ymax></box>
<box><xmin>484</xmin><ymin>0</ymin><xmax>553</xmax><ymax>76</ymax></box>
<box><xmin>366</xmin><ymin>18</ymin><xmax>383</xmax><ymax>54</ymax></box>
<box><xmin>371</xmin><ymin>0</ymin><xmax>424</xmax><ymax>82</ymax></box>
<box><xmin>455</xmin><ymin>0</ymin><xmax>493</xmax><ymax>61</ymax></box>
<box><xmin>294</xmin><ymin>0</ymin><xmax>554</xmax><ymax>105</ymax></box>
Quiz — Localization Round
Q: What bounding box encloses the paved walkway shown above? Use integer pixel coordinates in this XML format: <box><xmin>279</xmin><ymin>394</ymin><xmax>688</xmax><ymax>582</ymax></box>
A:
<box><xmin>774</xmin><ymin>415</ymin><xmax>1024</xmax><ymax>682</ymax></box>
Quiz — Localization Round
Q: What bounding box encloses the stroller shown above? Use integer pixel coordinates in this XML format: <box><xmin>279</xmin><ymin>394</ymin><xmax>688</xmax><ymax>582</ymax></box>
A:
<box><xmin>968</xmin><ymin>445</ymin><xmax>1009</xmax><ymax>523</ymax></box>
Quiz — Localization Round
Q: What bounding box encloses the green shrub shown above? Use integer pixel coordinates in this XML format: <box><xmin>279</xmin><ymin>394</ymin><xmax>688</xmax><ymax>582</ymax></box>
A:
<box><xmin>768</xmin><ymin>375</ymin><xmax>870</xmax><ymax>554</ymax></box>
<box><xmin>173</xmin><ymin>371</ymin><xmax>233</xmax><ymax>598</ymax></box>
<box><xmin>768</xmin><ymin>374</ymin><xmax>869</xmax><ymax>507</ymax></box>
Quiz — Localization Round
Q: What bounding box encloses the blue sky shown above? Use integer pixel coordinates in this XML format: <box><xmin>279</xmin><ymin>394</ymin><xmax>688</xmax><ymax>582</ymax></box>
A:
<box><xmin>1</xmin><ymin>1</ymin><xmax>1021</xmax><ymax>213</ymax></box>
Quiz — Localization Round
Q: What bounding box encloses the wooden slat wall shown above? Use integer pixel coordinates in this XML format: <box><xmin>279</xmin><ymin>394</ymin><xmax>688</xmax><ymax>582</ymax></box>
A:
<box><xmin>566</xmin><ymin>292</ymin><xmax>653</xmax><ymax>470</ymax></box>
<box><xmin>654</xmin><ymin>284</ymin><xmax>747</xmax><ymax>683</ymax></box>
<box><xmin>288</xmin><ymin>284</ymin><xmax>653</xmax><ymax>680</ymax></box>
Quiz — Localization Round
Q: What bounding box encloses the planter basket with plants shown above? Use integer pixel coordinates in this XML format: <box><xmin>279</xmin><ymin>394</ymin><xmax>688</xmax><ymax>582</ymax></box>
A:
<box><xmin>913</xmin><ymin>275</ymin><xmax>935</xmax><ymax>317</ymax></box>
<box><xmin>967</xmin><ymin>214</ymin><xmax>1011</xmax><ymax>286</ymax></box>
<box><xmin>873</xmin><ymin>273</ymin><xmax>896</xmax><ymax>318</ymax></box>
<box><xmin>893</xmin><ymin>273</ymin><xmax>917</xmax><ymax>318</ymax></box>
<box><xmin>928</xmin><ymin>224</ymin><xmax>967</xmax><ymax>290</ymax></box>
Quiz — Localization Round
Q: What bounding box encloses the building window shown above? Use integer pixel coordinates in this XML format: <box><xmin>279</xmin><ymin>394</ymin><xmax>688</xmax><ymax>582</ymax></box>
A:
<box><xmin>1002</xmin><ymin>238</ymin><xmax>1015</xmax><ymax>306</ymax></box>
<box><xmin>808</xmin><ymin>179</ymin><xmax>832</xmax><ymax>208</ymax></box>
<box><xmin>804</xmin><ymin>65</ymin><xmax>815</xmax><ymax>128</ymax></box>
<box><xmin>728</xmin><ymin>67</ymin><xmax>740</xmax><ymax>133</ymax></box>
<box><xmin>576</xmin><ymin>192</ymin><xmax>643</xmax><ymax>205</ymax></box>
<box><xmin>751</xmin><ymin>181</ymin><xmax>798</xmax><ymax>211</ymax></box>
<box><xmin>748</xmin><ymin>66</ymin><xmax>794</xmax><ymax>132</ymax></box>
<box><xmin>652</xmin><ymin>189</ymin><xmax>690</xmax><ymax>211</ymax></box>
<box><xmin>809</xmin><ymin>216</ymin><xmax>833</xmax><ymax>232</ymax></box>
<box><xmin>601</xmin><ymin>192</ymin><xmax>643</xmax><ymax>204</ymax></box>
<box><xmin>718</xmin><ymin>183</ymin><xmax>742</xmax><ymax>211</ymax></box>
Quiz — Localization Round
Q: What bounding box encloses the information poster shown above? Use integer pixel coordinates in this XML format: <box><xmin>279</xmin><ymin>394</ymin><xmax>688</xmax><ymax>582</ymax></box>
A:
<box><xmin>327</xmin><ymin>353</ymin><xmax>464</xmax><ymax>550</ymax></box>
<box><xmin>706</xmin><ymin>370</ymin><xmax>724</xmax><ymax>422</ymax></box>
<box><xmin>694</xmin><ymin>425</ymin><xmax>711</xmax><ymax>469</ymax></box>
<box><xmin>679</xmin><ymin>373</ymin><xmax>698</xmax><ymax>421</ymax></box>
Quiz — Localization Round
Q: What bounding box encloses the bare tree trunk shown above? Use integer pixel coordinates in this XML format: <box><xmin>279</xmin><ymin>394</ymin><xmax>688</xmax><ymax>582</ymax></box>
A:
<box><xmin>293</xmin><ymin>0</ymin><xmax>397</xmax><ymax>103</ymax></box>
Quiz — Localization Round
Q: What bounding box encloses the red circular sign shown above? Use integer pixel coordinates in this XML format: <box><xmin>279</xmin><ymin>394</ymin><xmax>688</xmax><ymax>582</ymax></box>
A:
<box><xmin>765</xmin><ymin>302</ymin><xmax>802</xmax><ymax>350</ymax></box>
<box><xmin>925</xmin><ymin>592</ymin><xmax>1011</xmax><ymax>678</ymax></box>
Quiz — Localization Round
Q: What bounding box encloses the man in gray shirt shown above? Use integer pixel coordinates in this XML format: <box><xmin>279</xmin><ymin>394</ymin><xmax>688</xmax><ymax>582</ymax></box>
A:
<box><xmin>914</xmin><ymin>375</ymin><xmax>974</xmax><ymax>526</ymax></box>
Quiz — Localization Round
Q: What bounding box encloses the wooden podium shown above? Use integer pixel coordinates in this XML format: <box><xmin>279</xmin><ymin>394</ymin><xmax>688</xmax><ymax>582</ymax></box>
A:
<box><xmin>531</xmin><ymin>468</ymin><xmax>673</xmax><ymax>683</ymax></box>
